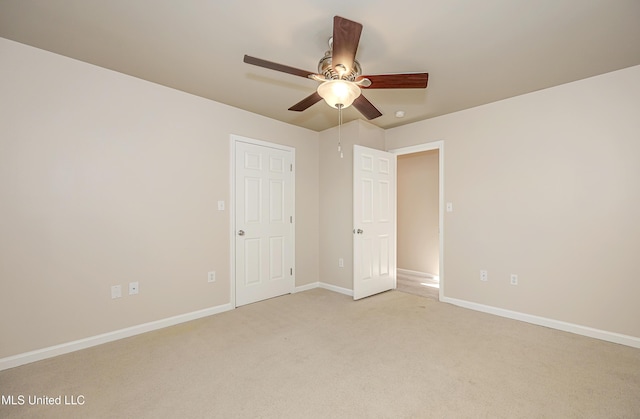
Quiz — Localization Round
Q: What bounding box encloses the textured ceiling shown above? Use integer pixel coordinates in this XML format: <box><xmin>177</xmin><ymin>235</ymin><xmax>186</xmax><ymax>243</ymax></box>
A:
<box><xmin>1</xmin><ymin>0</ymin><xmax>639</xmax><ymax>131</ymax></box>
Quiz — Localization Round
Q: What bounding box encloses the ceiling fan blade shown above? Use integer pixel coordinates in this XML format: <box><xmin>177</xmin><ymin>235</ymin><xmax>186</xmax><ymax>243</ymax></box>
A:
<box><xmin>358</xmin><ymin>73</ymin><xmax>429</xmax><ymax>89</ymax></box>
<box><xmin>353</xmin><ymin>95</ymin><xmax>382</xmax><ymax>120</ymax></box>
<box><xmin>244</xmin><ymin>55</ymin><xmax>315</xmax><ymax>79</ymax></box>
<box><xmin>288</xmin><ymin>92</ymin><xmax>323</xmax><ymax>112</ymax></box>
<box><xmin>332</xmin><ymin>16</ymin><xmax>362</xmax><ymax>77</ymax></box>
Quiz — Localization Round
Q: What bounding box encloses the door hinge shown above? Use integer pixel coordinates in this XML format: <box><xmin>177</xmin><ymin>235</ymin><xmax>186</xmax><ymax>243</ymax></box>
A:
<box><xmin>290</xmin><ymin>268</ymin><xmax>293</xmax><ymax>275</ymax></box>
<box><xmin>290</xmin><ymin>215</ymin><xmax>293</xmax><ymax>223</ymax></box>
<box><xmin>290</xmin><ymin>164</ymin><xmax>293</xmax><ymax>172</ymax></box>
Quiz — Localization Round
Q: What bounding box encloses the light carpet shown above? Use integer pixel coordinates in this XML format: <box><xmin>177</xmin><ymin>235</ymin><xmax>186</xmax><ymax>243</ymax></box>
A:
<box><xmin>1</xmin><ymin>288</ymin><xmax>639</xmax><ymax>418</ymax></box>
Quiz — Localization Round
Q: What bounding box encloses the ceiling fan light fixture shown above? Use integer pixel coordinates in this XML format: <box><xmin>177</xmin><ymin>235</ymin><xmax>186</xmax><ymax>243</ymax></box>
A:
<box><xmin>243</xmin><ymin>16</ymin><xmax>428</xmax><ymax>123</ymax></box>
<box><xmin>317</xmin><ymin>80</ymin><xmax>361</xmax><ymax>109</ymax></box>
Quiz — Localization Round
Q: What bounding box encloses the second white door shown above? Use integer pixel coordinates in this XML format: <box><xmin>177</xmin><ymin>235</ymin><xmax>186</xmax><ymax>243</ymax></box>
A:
<box><xmin>353</xmin><ymin>145</ymin><xmax>397</xmax><ymax>300</ymax></box>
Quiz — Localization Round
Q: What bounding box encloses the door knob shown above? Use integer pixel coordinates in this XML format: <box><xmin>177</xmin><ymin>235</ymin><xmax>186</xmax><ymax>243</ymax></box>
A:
<box><xmin>356</xmin><ymin>229</ymin><xmax>363</xmax><ymax>234</ymax></box>
<box><xmin>238</xmin><ymin>230</ymin><xmax>245</xmax><ymax>236</ymax></box>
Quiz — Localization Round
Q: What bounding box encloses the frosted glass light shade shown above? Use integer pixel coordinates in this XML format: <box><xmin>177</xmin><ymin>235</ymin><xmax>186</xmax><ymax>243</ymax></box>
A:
<box><xmin>317</xmin><ymin>80</ymin><xmax>361</xmax><ymax>109</ymax></box>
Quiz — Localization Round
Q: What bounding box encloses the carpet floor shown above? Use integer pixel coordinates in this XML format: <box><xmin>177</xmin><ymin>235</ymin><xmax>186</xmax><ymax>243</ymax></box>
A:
<box><xmin>1</xmin><ymin>288</ymin><xmax>639</xmax><ymax>418</ymax></box>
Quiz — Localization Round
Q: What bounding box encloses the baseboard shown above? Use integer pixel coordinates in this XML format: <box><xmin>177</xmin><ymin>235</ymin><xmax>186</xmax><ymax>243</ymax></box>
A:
<box><xmin>294</xmin><ymin>282</ymin><xmax>319</xmax><ymax>293</ymax></box>
<box><xmin>12</xmin><ymin>287</ymin><xmax>632</xmax><ymax>372</ymax></box>
<box><xmin>294</xmin><ymin>281</ymin><xmax>353</xmax><ymax>296</ymax></box>
<box><xmin>397</xmin><ymin>268</ymin><xmax>438</xmax><ymax>280</ymax></box>
<box><xmin>0</xmin><ymin>302</ymin><xmax>234</xmax><ymax>372</ymax></box>
<box><xmin>441</xmin><ymin>296</ymin><xmax>640</xmax><ymax>349</ymax></box>
<box><xmin>318</xmin><ymin>282</ymin><xmax>354</xmax><ymax>297</ymax></box>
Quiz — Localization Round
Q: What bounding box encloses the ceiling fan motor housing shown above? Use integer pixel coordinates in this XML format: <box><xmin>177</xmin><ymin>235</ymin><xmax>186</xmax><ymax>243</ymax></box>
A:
<box><xmin>318</xmin><ymin>51</ymin><xmax>362</xmax><ymax>81</ymax></box>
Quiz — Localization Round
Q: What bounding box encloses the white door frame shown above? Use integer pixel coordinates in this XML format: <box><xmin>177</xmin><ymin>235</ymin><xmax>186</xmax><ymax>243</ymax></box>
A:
<box><xmin>388</xmin><ymin>141</ymin><xmax>444</xmax><ymax>300</ymax></box>
<box><xmin>230</xmin><ymin>134</ymin><xmax>295</xmax><ymax>308</ymax></box>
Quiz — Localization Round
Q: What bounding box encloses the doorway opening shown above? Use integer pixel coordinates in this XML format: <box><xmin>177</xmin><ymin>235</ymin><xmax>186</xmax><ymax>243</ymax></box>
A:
<box><xmin>390</xmin><ymin>142</ymin><xmax>444</xmax><ymax>300</ymax></box>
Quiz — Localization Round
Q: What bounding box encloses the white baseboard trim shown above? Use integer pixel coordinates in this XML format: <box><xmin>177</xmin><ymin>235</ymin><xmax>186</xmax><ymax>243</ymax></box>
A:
<box><xmin>294</xmin><ymin>281</ymin><xmax>353</xmax><ymax>297</ymax></box>
<box><xmin>318</xmin><ymin>282</ymin><xmax>354</xmax><ymax>297</ymax></box>
<box><xmin>294</xmin><ymin>282</ymin><xmax>319</xmax><ymax>293</ymax></box>
<box><xmin>0</xmin><ymin>302</ymin><xmax>234</xmax><ymax>372</ymax></box>
<box><xmin>12</xmin><ymin>286</ymin><xmax>632</xmax><ymax>372</ymax></box>
<box><xmin>397</xmin><ymin>268</ymin><xmax>438</xmax><ymax>280</ymax></box>
<box><xmin>441</xmin><ymin>296</ymin><xmax>640</xmax><ymax>349</ymax></box>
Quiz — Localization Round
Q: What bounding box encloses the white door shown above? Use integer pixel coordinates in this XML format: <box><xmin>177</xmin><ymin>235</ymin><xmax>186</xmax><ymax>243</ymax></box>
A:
<box><xmin>235</xmin><ymin>140</ymin><xmax>294</xmax><ymax>307</ymax></box>
<box><xmin>353</xmin><ymin>145</ymin><xmax>397</xmax><ymax>300</ymax></box>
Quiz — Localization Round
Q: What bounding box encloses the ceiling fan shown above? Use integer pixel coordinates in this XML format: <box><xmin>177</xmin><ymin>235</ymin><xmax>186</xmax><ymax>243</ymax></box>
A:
<box><xmin>243</xmin><ymin>16</ymin><xmax>429</xmax><ymax>120</ymax></box>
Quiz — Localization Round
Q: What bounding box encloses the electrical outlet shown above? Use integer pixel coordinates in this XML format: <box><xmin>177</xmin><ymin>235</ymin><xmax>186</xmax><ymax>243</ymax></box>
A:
<box><xmin>111</xmin><ymin>285</ymin><xmax>122</xmax><ymax>299</ymax></box>
<box><xmin>480</xmin><ymin>270</ymin><xmax>488</xmax><ymax>281</ymax></box>
<box><xmin>338</xmin><ymin>258</ymin><xmax>344</xmax><ymax>268</ymax></box>
<box><xmin>208</xmin><ymin>271</ymin><xmax>216</xmax><ymax>283</ymax></box>
<box><xmin>510</xmin><ymin>274</ymin><xmax>518</xmax><ymax>285</ymax></box>
<box><xmin>129</xmin><ymin>281</ymin><xmax>139</xmax><ymax>295</ymax></box>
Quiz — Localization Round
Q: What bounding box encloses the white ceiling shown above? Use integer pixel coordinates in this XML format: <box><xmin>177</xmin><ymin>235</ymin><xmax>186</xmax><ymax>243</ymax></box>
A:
<box><xmin>1</xmin><ymin>0</ymin><xmax>639</xmax><ymax>132</ymax></box>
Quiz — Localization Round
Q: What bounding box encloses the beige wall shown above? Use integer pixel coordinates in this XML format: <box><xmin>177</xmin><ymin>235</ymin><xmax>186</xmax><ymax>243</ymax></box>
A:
<box><xmin>0</xmin><ymin>38</ymin><xmax>319</xmax><ymax>358</ymax></box>
<box><xmin>319</xmin><ymin>119</ymin><xmax>385</xmax><ymax>290</ymax></box>
<box><xmin>386</xmin><ymin>65</ymin><xmax>640</xmax><ymax>338</ymax></box>
<box><xmin>397</xmin><ymin>150</ymin><xmax>439</xmax><ymax>275</ymax></box>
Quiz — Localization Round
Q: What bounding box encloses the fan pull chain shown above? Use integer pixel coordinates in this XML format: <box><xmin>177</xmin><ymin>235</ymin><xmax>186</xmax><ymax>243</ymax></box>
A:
<box><xmin>337</xmin><ymin>104</ymin><xmax>344</xmax><ymax>159</ymax></box>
